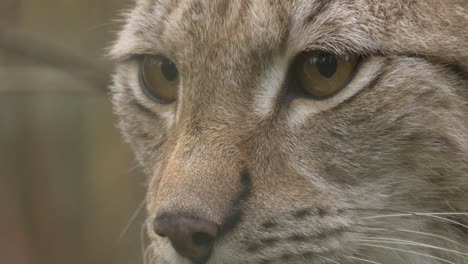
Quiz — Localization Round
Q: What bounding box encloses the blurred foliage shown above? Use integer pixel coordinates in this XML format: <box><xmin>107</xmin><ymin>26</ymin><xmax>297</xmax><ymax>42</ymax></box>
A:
<box><xmin>0</xmin><ymin>1</ymin><xmax>147</xmax><ymax>264</ymax></box>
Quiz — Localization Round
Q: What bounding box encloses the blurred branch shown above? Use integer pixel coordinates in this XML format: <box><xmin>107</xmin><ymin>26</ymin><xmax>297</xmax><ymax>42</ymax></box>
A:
<box><xmin>0</xmin><ymin>25</ymin><xmax>110</xmax><ymax>93</ymax></box>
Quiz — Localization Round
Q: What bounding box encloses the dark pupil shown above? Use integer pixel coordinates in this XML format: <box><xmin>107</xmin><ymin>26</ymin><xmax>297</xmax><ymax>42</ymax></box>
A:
<box><xmin>315</xmin><ymin>53</ymin><xmax>337</xmax><ymax>78</ymax></box>
<box><xmin>160</xmin><ymin>59</ymin><xmax>178</xmax><ymax>81</ymax></box>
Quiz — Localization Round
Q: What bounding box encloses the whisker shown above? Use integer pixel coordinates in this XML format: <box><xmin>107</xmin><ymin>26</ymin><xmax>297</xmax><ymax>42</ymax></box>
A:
<box><xmin>348</xmin><ymin>208</ymin><xmax>468</xmax><ymax>216</ymax></box>
<box><xmin>319</xmin><ymin>256</ymin><xmax>342</xmax><ymax>264</ymax></box>
<box><xmin>425</xmin><ymin>215</ymin><xmax>468</xmax><ymax>230</ymax></box>
<box><xmin>142</xmin><ymin>223</ymin><xmax>150</xmax><ymax>264</ymax></box>
<box><xmin>359</xmin><ymin>243</ymin><xmax>457</xmax><ymax>264</ymax></box>
<box><xmin>119</xmin><ymin>198</ymin><xmax>146</xmax><ymax>240</ymax></box>
<box><xmin>361</xmin><ymin>212</ymin><xmax>468</xmax><ymax>219</ymax></box>
<box><xmin>356</xmin><ymin>238</ymin><xmax>468</xmax><ymax>257</ymax></box>
<box><xmin>359</xmin><ymin>213</ymin><xmax>468</xmax><ymax>230</ymax></box>
<box><xmin>144</xmin><ymin>243</ymin><xmax>158</xmax><ymax>264</ymax></box>
<box><xmin>86</xmin><ymin>20</ymin><xmax>122</xmax><ymax>32</ymax></box>
<box><xmin>128</xmin><ymin>162</ymin><xmax>142</xmax><ymax>175</ymax></box>
<box><xmin>358</xmin><ymin>226</ymin><xmax>468</xmax><ymax>250</ymax></box>
<box><xmin>346</xmin><ymin>255</ymin><xmax>383</xmax><ymax>264</ymax></box>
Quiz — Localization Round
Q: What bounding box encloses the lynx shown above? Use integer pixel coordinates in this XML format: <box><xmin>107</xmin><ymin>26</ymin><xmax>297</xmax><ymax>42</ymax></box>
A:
<box><xmin>109</xmin><ymin>0</ymin><xmax>468</xmax><ymax>263</ymax></box>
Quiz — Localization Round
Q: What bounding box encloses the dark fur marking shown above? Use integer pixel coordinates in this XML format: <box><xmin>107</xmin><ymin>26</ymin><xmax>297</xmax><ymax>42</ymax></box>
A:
<box><xmin>245</xmin><ymin>237</ymin><xmax>278</xmax><ymax>253</ymax></box>
<box><xmin>259</xmin><ymin>252</ymin><xmax>319</xmax><ymax>263</ymax></box>
<box><xmin>135</xmin><ymin>29</ymin><xmax>145</xmax><ymax>38</ymax></box>
<box><xmin>131</xmin><ymin>99</ymin><xmax>156</xmax><ymax>116</ymax></box>
<box><xmin>292</xmin><ymin>208</ymin><xmax>312</xmax><ymax>219</ymax></box>
<box><xmin>139</xmin><ymin>131</ymin><xmax>152</xmax><ymax>139</ymax></box>
<box><xmin>261</xmin><ymin>221</ymin><xmax>278</xmax><ymax>229</ymax></box>
<box><xmin>246</xmin><ymin>242</ymin><xmax>260</xmax><ymax>253</ymax></box>
<box><xmin>445</xmin><ymin>63</ymin><xmax>468</xmax><ymax>82</ymax></box>
<box><xmin>288</xmin><ymin>234</ymin><xmax>308</xmax><ymax>242</ymax></box>
<box><xmin>317</xmin><ymin>232</ymin><xmax>328</xmax><ymax>239</ymax></box>
<box><xmin>306</xmin><ymin>0</ymin><xmax>334</xmax><ymax>24</ymax></box>
<box><xmin>281</xmin><ymin>253</ymin><xmax>293</xmax><ymax>261</ymax></box>
<box><xmin>260</xmin><ymin>237</ymin><xmax>279</xmax><ymax>246</ymax></box>
<box><xmin>150</xmin><ymin>138</ymin><xmax>167</xmax><ymax>153</ymax></box>
<box><xmin>218</xmin><ymin>170</ymin><xmax>252</xmax><ymax>237</ymax></box>
<box><xmin>318</xmin><ymin>207</ymin><xmax>327</xmax><ymax>217</ymax></box>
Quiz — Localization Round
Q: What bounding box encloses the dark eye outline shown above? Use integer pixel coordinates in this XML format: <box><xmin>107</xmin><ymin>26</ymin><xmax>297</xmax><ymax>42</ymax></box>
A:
<box><xmin>286</xmin><ymin>51</ymin><xmax>363</xmax><ymax>101</ymax></box>
<box><xmin>138</xmin><ymin>55</ymin><xmax>179</xmax><ymax>104</ymax></box>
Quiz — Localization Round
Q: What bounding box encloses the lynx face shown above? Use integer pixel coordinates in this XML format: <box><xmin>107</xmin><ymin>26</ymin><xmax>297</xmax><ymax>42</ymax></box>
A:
<box><xmin>110</xmin><ymin>0</ymin><xmax>468</xmax><ymax>263</ymax></box>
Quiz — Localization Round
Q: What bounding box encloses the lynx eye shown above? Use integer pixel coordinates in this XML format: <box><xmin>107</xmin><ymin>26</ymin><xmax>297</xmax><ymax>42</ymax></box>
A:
<box><xmin>294</xmin><ymin>51</ymin><xmax>359</xmax><ymax>99</ymax></box>
<box><xmin>139</xmin><ymin>56</ymin><xmax>179</xmax><ymax>103</ymax></box>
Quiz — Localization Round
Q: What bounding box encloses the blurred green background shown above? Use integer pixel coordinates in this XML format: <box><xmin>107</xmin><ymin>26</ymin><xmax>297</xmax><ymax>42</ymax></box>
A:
<box><xmin>0</xmin><ymin>1</ymin><xmax>146</xmax><ymax>264</ymax></box>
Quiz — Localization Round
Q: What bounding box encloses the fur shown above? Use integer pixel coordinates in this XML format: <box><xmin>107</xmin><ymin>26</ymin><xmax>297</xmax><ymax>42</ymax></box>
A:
<box><xmin>109</xmin><ymin>0</ymin><xmax>468</xmax><ymax>263</ymax></box>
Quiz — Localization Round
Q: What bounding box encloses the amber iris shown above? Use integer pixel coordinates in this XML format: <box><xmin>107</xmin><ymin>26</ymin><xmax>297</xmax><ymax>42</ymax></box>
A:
<box><xmin>139</xmin><ymin>56</ymin><xmax>179</xmax><ymax>103</ymax></box>
<box><xmin>297</xmin><ymin>51</ymin><xmax>359</xmax><ymax>99</ymax></box>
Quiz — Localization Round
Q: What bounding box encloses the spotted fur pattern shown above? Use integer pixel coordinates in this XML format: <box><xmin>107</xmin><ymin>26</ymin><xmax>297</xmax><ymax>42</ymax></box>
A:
<box><xmin>109</xmin><ymin>0</ymin><xmax>468</xmax><ymax>263</ymax></box>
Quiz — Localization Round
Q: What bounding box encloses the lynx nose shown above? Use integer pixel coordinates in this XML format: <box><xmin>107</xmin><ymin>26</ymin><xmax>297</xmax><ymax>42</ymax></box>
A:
<box><xmin>153</xmin><ymin>215</ymin><xmax>218</xmax><ymax>263</ymax></box>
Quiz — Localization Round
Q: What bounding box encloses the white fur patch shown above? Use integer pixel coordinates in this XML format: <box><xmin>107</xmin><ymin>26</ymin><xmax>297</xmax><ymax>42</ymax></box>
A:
<box><xmin>253</xmin><ymin>56</ymin><xmax>289</xmax><ymax>117</ymax></box>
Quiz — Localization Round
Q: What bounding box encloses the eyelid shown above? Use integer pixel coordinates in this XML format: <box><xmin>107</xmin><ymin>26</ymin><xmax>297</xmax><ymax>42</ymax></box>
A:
<box><xmin>138</xmin><ymin>55</ymin><xmax>179</xmax><ymax>104</ymax></box>
<box><xmin>110</xmin><ymin>52</ymin><xmax>164</xmax><ymax>64</ymax></box>
<box><xmin>285</xmin><ymin>51</ymin><xmax>364</xmax><ymax>100</ymax></box>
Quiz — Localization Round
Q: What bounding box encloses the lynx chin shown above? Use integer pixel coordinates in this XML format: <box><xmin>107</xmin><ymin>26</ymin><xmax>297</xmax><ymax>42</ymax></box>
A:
<box><xmin>109</xmin><ymin>0</ymin><xmax>468</xmax><ymax>263</ymax></box>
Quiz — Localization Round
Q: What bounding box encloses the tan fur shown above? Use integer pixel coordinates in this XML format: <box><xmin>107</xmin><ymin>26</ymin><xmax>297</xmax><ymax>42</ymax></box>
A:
<box><xmin>109</xmin><ymin>0</ymin><xmax>468</xmax><ymax>263</ymax></box>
